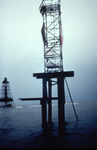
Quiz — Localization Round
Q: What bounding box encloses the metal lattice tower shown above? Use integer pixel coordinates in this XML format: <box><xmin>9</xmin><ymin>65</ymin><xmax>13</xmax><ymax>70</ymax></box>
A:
<box><xmin>40</xmin><ymin>0</ymin><xmax>63</xmax><ymax>73</ymax></box>
<box><xmin>20</xmin><ymin>0</ymin><xmax>76</xmax><ymax>129</ymax></box>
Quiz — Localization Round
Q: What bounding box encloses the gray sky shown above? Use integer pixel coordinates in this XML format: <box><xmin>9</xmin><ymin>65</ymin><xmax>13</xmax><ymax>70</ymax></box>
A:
<box><xmin>0</xmin><ymin>0</ymin><xmax>97</xmax><ymax>105</ymax></box>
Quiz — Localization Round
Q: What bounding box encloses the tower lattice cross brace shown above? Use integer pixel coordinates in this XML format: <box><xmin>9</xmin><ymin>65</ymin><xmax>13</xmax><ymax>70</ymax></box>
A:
<box><xmin>40</xmin><ymin>0</ymin><xmax>63</xmax><ymax>73</ymax></box>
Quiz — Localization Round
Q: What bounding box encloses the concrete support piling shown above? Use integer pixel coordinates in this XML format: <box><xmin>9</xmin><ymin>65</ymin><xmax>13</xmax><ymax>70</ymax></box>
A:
<box><xmin>48</xmin><ymin>79</ymin><xmax>52</xmax><ymax>124</ymax></box>
<box><xmin>57</xmin><ymin>77</ymin><xmax>65</xmax><ymax>130</ymax></box>
<box><xmin>42</xmin><ymin>78</ymin><xmax>47</xmax><ymax>128</ymax></box>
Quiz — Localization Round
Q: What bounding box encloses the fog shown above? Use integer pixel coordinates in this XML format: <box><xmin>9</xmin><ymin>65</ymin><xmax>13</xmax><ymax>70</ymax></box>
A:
<box><xmin>0</xmin><ymin>0</ymin><xmax>97</xmax><ymax>105</ymax></box>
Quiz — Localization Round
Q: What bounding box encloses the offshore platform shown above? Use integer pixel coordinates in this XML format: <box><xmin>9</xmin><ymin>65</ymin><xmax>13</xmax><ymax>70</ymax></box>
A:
<box><xmin>0</xmin><ymin>77</ymin><xmax>14</xmax><ymax>107</ymax></box>
<box><xmin>20</xmin><ymin>0</ymin><xmax>78</xmax><ymax>129</ymax></box>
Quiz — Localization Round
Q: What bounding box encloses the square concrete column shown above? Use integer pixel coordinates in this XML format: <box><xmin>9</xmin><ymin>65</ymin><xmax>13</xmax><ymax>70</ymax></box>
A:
<box><xmin>48</xmin><ymin>79</ymin><xmax>52</xmax><ymax>124</ymax></box>
<box><xmin>57</xmin><ymin>77</ymin><xmax>65</xmax><ymax>130</ymax></box>
<box><xmin>42</xmin><ymin>78</ymin><xmax>47</xmax><ymax>128</ymax></box>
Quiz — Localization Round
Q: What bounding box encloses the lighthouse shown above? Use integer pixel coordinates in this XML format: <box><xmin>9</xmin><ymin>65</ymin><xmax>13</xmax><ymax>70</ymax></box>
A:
<box><xmin>0</xmin><ymin>77</ymin><xmax>14</xmax><ymax>107</ymax></box>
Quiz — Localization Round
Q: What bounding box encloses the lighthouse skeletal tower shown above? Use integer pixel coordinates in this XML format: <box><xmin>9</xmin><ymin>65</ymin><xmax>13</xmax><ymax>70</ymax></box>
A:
<box><xmin>40</xmin><ymin>0</ymin><xmax>63</xmax><ymax>73</ymax></box>
<box><xmin>0</xmin><ymin>77</ymin><xmax>14</xmax><ymax>107</ymax></box>
<box><xmin>20</xmin><ymin>0</ymin><xmax>77</xmax><ymax>129</ymax></box>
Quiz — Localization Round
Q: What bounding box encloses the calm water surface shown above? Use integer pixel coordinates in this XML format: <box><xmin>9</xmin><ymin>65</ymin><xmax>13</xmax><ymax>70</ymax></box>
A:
<box><xmin>0</xmin><ymin>102</ymin><xmax>97</xmax><ymax>149</ymax></box>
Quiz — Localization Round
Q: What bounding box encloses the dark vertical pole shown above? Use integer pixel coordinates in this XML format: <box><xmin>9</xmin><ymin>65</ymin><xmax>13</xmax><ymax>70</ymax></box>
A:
<box><xmin>57</xmin><ymin>77</ymin><xmax>65</xmax><ymax>130</ymax></box>
<box><xmin>48</xmin><ymin>79</ymin><xmax>52</xmax><ymax>124</ymax></box>
<box><xmin>42</xmin><ymin>78</ymin><xmax>47</xmax><ymax>128</ymax></box>
<box><xmin>5</xmin><ymin>86</ymin><xmax>7</xmax><ymax>106</ymax></box>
